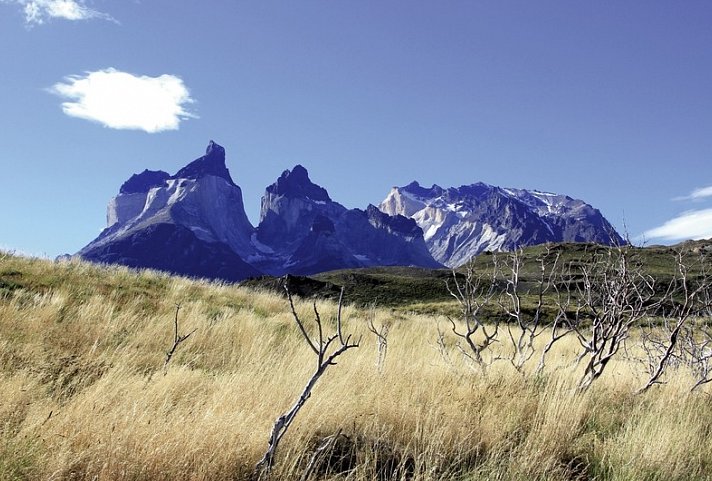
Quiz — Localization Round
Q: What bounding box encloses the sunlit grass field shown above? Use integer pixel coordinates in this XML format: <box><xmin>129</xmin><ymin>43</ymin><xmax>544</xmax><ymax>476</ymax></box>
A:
<box><xmin>1</xmin><ymin>252</ymin><xmax>711</xmax><ymax>480</ymax></box>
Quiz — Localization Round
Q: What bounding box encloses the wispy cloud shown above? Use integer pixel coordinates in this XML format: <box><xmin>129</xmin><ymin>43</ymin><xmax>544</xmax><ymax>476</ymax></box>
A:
<box><xmin>49</xmin><ymin>68</ymin><xmax>197</xmax><ymax>134</ymax></box>
<box><xmin>1</xmin><ymin>0</ymin><xmax>115</xmax><ymax>25</ymax></box>
<box><xmin>673</xmin><ymin>185</ymin><xmax>712</xmax><ymax>202</ymax></box>
<box><xmin>643</xmin><ymin>208</ymin><xmax>712</xmax><ymax>242</ymax></box>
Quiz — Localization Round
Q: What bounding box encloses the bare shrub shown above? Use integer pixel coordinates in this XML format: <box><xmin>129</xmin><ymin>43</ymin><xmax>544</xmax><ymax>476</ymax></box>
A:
<box><xmin>445</xmin><ymin>256</ymin><xmax>501</xmax><ymax>371</ymax></box>
<box><xmin>254</xmin><ymin>280</ymin><xmax>360</xmax><ymax>479</ymax></box>
<box><xmin>637</xmin><ymin>251</ymin><xmax>712</xmax><ymax>392</ymax></box>
<box><xmin>163</xmin><ymin>304</ymin><xmax>196</xmax><ymax>373</ymax></box>
<box><xmin>444</xmin><ymin>246</ymin><xmax>571</xmax><ymax>375</ymax></box>
<box><xmin>366</xmin><ymin>304</ymin><xmax>390</xmax><ymax>373</ymax></box>
<box><xmin>498</xmin><ymin>246</ymin><xmax>571</xmax><ymax>374</ymax></box>
<box><xmin>555</xmin><ymin>244</ymin><xmax>658</xmax><ymax>391</ymax></box>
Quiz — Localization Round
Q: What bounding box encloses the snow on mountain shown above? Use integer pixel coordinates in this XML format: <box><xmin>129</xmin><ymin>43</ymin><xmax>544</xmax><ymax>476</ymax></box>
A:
<box><xmin>380</xmin><ymin>181</ymin><xmax>623</xmax><ymax>267</ymax></box>
<box><xmin>254</xmin><ymin>166</ymin><xmax>441</xmax><ymax>275</ymax></box>
<box><xmin>79</xmin><ymin>142</ymin><xmax>442</xmax><ymax>281</ymax></box>
<box><xmin>78</xmin><ymin>140</ymin><xmax>621</xmax><ymax>280</ymax></box>
<box><xmin>79</xmin><ymin>141</ymin><xmax>260</xmax><ymax>281</ymax></box>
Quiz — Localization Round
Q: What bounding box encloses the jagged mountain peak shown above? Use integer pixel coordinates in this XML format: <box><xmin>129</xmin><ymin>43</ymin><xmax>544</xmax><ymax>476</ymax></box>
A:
<box><xmin>205</xmin><ymin>139</ymin><xmax>224</xmax><ymax>156</ymax></box>
<box><xmin>82</xmin><ymin>141</ymin><xmax>258</xmax><ymax>281</ymax></box>
<box><xmin>172</xmin><ymin>140</ymin><xmax>235</xmax><ymax>186</ymax></box>
<box><xmin>83</xmin><ymin>140</ymin><xmax>623</xmax><ymax>281</ymax></box>
<box><xmin>441</xmin><ymin>182</ymin><xmax>498</xmax><ymax>201</ymax></box>
<box><xmin>266</xmin><ymin>164</ymin><xmax>331</xmax><ymax>202</ymax></box>
<box><xmin>289</xmin><ymin>163</ymin><xmax>309</xmax><ymax>177</ymax></box>
<box><xmin>380</xmin><ymin>180</ymin><xmax>623</xmax><ymax>267</ymax></box>
<box><xmin>402</xmin><ymin>181</ymin><xmax>443</xmax><ymax>199</ymax></box>
<box><xmin>365</xmin><ymin>204</ymin><xmax>422</xmax><ymax>237</ymax></box>
<box><xmin>119</xmin><ymin>169</ymin><xmax>170</xmax><ymax>195</ymax></box>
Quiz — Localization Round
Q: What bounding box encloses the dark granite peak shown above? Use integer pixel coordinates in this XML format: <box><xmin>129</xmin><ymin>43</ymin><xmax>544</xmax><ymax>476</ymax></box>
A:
<box><xmin>119</xmin><ymin>169</ymin><xmax>170</xmax><ymax>195</ymax></box>
<box><xmin>447</xmin><ymin>182</ymin><xmax>495</xmax><ymax>201</ymax></box>
<box><xmin>205</xmin><ymin>140</ymin><xmax>224</xmax><ymax>157</ymax></box>
<box><xmin>172</xmin><ymin>140</ymin><xmax>235</xmax><ymax>185</ymax></box>
<box><xmin>266</xmin><ymin>165</ymin><xmax>331</xmax><ymax>202</ymax></box>
<box><xmin>403</xmin><ymin>181</ymin><xmax>443</xmax><ymax>199</ymax></box>
<box><xmin>366</xmin><ymin>204</ymin><xmax>422</xmax><ymax>236</ymax></box>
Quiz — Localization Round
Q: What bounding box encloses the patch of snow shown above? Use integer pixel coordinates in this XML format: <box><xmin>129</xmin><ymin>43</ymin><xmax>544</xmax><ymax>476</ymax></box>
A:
<box><xmin>542</xmin><ymin>220</ymin><xmax>555</xmax><ymax>237</ymax></box>
<box><xmin>251</xmin><ymin>233</ymin><xmax>275</xmax><ymax>254</ymax></box>
<box><xmin>189</xmin><ymin>226</ymin><xmax>211</xmax><ymax>236</ymax></box>
<box><xmin>167</xmin><ymin>179</ymin><xmax>194</xmax><ymax>205</ymax></box>
<box><xmin>423</xmin><ymin>224</ymin><xmax>441</xmax><ymax>241</ymax></box>
<box><xmin>188</xmin><ymin>225</ymin><xmax>215</xmax><ymax>243</ymax></box>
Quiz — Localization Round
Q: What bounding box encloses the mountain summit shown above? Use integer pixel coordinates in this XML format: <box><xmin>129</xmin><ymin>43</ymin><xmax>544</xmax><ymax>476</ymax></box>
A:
<box><xmin>253</xmin><ymin>165</ymin><xmax>441</xmax><ymax>275</ymax></box>
<box><xmin>172</xmin><ymin>140</ymin><xmax>235</xmax><ymax>186</ymax></box>
<box><xmin>78</xmin><ymin>141</ymin><xmax>622</xmax><ymax>280</ymax></box>
<box><xmin>78</xmin><ymin>142</ymin><xmax>441</xmax><ymax>281</ymax></box>
<box><xmin>79</xmin><ymin>141</ymin><xmax>259</xmax><ymax>281</ymax></box>
<box><xmin>380</xmin><ymin>181</ymin><xmax>623</xmax><ymax>267</ymax></box>
<box><xmin>265</xmin><ymin>165</ymin><xmax>331</xmax><ymax>202</ymax></box>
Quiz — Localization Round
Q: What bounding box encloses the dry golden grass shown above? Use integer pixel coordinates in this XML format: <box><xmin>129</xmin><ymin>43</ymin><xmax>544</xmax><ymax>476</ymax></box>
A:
<box><xmin>1</xmin><ymin>254</ymin><xmax>711</xmax><ymax>480</ymax></box>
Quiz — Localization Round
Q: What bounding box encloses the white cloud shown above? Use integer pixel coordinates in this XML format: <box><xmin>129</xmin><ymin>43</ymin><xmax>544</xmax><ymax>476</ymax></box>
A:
<box><xmin>688</xmin><ymin>186</ymin><xmax>712</xmax><ymax>201</ymax></box>
<box><xmin>672</xmin><ymin>185</ymin><xmax>712</xmax><ymax>202</ymax></box>
<box><xmin>643</xmin><ymin>208</ymin><xmax>712</xmax><ymax>242</ymax></box>
<box><xmin>1</xmin><ymin>0</ymin><xmax>115</xmax><ymax>25</ymax></box>
<box><xmin>49</xmin><ymin>68</ymin><xmax>197</xmax><ymax>133</ymax></box>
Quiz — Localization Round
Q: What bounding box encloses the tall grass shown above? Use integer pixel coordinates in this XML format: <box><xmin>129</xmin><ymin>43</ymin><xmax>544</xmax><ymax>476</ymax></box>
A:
<box><xmin>0</xmin><ymin>254</ymin><xmax>710</xmax><ymax>480</ymax></box>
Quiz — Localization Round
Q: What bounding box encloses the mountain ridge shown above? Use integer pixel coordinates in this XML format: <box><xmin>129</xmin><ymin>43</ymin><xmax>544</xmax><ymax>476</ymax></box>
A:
<box><xmin>379</xmin><ymin>180</ymin><xmax>623</xmax><ymax>267</ymax></box>
<box><xmin>79</xmin><ymin>142</ymin><xmax>443</xmax><ymax>280</ymax></box>
<box><xmin>78</xmin><ymin>141</ymin><xmax>622</xmax><ymax>280</ymax></box>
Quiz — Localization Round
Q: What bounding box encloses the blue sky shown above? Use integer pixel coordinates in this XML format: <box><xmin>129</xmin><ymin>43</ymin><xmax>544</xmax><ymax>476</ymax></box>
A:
<box><xmin>1</xmin><ymin>1</ymin><xmax>712</xmax><ymax>257</ymax></box>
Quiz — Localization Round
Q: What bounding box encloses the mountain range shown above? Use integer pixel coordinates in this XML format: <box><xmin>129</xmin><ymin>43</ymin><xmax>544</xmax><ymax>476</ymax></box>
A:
<box><xmin>380</xmin><ymin>181</ymin><xmax>622</xmax><ymax>267</ymax></box>
<box><xmin>78</xmin><ymin>141</ymin><xmax>622</xmax><ymax>280</ymax></box>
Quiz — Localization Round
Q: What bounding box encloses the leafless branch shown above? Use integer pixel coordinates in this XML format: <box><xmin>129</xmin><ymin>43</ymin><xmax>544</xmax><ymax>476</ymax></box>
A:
<box><xmin>163</xmin><ymin>304</ymin><xmax>197</xmax><ymax>373</ymax></box>
<box><xmin>444</xmin><ymin>255</ymin><xmax>501</xmax><ymax>371</ymax></box>
<box><xmin>434</xmin><ymin>322</ymin><xmax>454</xmax><ymax>368</ymax></box>
<box><xmin>635</xmin><ymin>250</ymin><xmax>712</xmax><ymax>392</ymax></box>
<box><xmin>554</xmin><ymin>244</ymin><xmax>657</xmax><ymax>391</ymax></box>
<box><xmin>496</xmin><ymin>246</ymin><xmax>571</xmax><ymax>374</ymax></box>
<box><xmin>636</xmin><ymin>252</ymin><xmax>709</xmax><ymax>393</ymax></box>
<box><xmin>300</xmin><ymin>429</ymin><xmax>345</xmax><ymax>481</ymax></box>
<box><xmin>255</xmin><ymin>280</ymin><xmax>360</xmax><ymax>479</ymax></box>
<box><xmin>366</xmin><ymin>304</ymin><xmax>389</xmax><ymax>373</ymax></box>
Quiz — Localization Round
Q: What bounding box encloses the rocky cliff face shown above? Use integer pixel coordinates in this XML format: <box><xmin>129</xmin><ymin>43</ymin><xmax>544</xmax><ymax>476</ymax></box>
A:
<box><xmin>80</xmin><ymin>141</ymin><xmax>260</xmax><ymax>281</ymax></box>
<box><xmin>380</xmin><ymin>181</ymin><xmax>623</xmax><ymax>267</ymax></box>
<box><xmin>82</xmin><ymin>223</ymin><xmax>260</xmax><ymax>282</ymax></box>
<box><xmin>253</xmin><ymin>166</ymin><xmax>441</xmax><ymax>275</ymax></box>
<box><xmin>79</xmin><ymin>141</ymin><xmax>621</xmax><ymax>279</ymax></box>
<box><xmin>79</xmin><ymin>142</ymin><xmax>441</xmax><ymax>281</ymax></box>
<box><xmin>257</xmin><ymin>165</ymin><xmax>346</xmax><ymax>251</ymax></box>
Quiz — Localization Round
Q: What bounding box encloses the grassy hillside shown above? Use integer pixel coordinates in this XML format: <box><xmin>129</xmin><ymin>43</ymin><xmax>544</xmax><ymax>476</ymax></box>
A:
<box><xmin>1</xmin><ymin>252</ymin><xmax>712</xmax><ymax>480</ymax></box>
<box><xmin>241</xmin><ymin>266</ymin><xmax>455</xmax><ymax>311</ymax></box>
<box><xmin>243</xmin><ymin>240</ymin><xmax>712</xmax><ymax>317</ymax></box>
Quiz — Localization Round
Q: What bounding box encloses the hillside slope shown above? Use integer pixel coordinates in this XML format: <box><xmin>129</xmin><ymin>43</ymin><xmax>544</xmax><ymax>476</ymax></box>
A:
<box><xmin>1</xmin><ymin>252</ymin><xmax>711</xmax><ymax>481</ymax></box>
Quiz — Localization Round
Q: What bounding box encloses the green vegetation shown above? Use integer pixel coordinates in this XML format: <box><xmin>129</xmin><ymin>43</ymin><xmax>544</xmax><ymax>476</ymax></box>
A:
<box><xmin>244</xmin><ymin>240</ymin><xmax>712</xmax><ymax>317</ymax></box>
